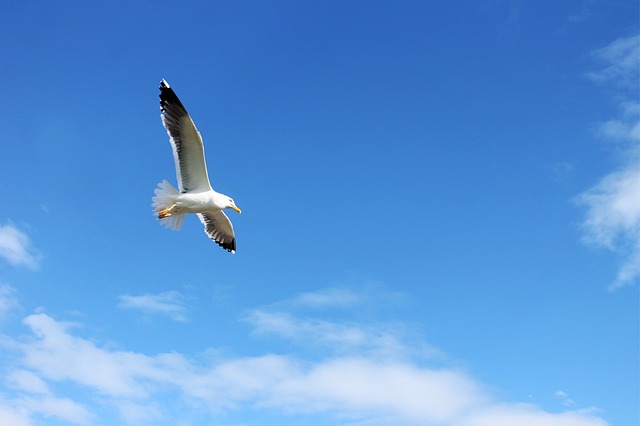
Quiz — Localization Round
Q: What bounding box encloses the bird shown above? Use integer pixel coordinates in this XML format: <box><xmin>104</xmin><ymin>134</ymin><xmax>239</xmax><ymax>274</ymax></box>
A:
<box><xmin>152</xmin><ymin>79</ymin><xmax>241</xmax><ymax>253</ymax></box>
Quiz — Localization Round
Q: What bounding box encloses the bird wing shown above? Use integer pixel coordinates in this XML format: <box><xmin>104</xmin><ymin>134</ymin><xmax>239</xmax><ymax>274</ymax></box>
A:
<box><xmin>197</xmin><ymin>211</ymin><xmax>237</xmax><ymax>253</ymax></box>
<box><xmin>159</xmin><ymin>80</ymin><xmax>212</xmax><ymax>193</ymax></box>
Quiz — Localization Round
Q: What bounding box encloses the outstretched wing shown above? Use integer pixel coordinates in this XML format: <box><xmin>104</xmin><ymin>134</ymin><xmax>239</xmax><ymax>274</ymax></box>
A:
<box><xmin>197</xmin><ymin>211</ymin><xmax>237</xmax><ymax>253</ymax></box>
<box><xmin>159</xmin><ymin>80</ymin><xmax>212</xmax><ymax>193</ymax></box>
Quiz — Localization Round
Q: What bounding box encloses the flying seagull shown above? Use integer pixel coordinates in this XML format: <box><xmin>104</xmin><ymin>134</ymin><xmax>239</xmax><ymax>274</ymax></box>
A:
<box><xmin>152</xmin><ymin>79</ymin><xmax>241</xmax><ymax>253</ymax></box>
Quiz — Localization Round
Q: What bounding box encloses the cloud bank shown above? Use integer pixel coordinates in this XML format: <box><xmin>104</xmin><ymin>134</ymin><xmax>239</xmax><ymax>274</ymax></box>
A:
<box><xmin>0</xmin><ymin>288</ymin><xmax>609</xmax><ymax>426</ymax></box>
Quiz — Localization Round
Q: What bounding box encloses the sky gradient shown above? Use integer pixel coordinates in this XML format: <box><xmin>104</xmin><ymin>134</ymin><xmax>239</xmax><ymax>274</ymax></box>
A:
<box><xmin>0</xmin><ymin>1</ymin><xmax>638</xmax><ymax>425</ymax></box>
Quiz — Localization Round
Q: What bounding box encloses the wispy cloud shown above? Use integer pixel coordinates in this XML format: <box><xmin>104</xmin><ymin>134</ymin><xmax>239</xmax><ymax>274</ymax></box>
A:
<box><xmin>0</xmin><ymin>284</ymin><xmax>20</xmax><ymax>318</ymax></box>
<box><xmin>463</xmin><ymin>403</ymin><xmax>606</xmax><ymax>426</ymax></box>
<box><xmin>587</xmin><ymin>35</ymin><xmax>640</xmax><ymax>92</ymax></box>
<box><xmin>246</xmin><ymin>286</ymin><xmax>434</xmax><ymax>360</ymax></box>
<box><xmin>555</xmin><ymin>390</ymin><xmax>577</xmax><ymax>408</ymax></box>
<box><xmin>13</xmin><ymin>396</ymin><xmax>93</xmax><ymax>425</ymax></box>
<box><xmin>577</xmin><ymin>34</ymin><xmax>640</xmax><ymax>290</ymax></box>
<box><xmin>117</xmin><ymin>291</ymin><xmax>189</xmax><ymax>322</ymax></box>
<box><xmin>0</xmin><ymin>222</ymin><xmax>40</xmax><ymax>269</ymax></box>
<box><xmin>596</xmin><ymin>101</ymin><xmax>640</xmax><ymax>146</ymax></box>
<box><xmin>576</xmin><ymin>167</ymin><xmax>640</xmax><ymax>289</ymax></box>
<box><xmin>287</xmin><ymin>287</ymin><xmax>365</xmax><ymax>309</ymax></box>
<box><xmin>548</xmin><ymin>161</ymin><xmax>576</xmax><ymax>184</ymax></box>
<box><xmin>274</xmin><ymin>285</ymin><xmax>408</xmax><ymax>313</ymax></box>
<box><xmin>0</xmin><ymin>288</ymin><xmax>609</xmax><ymax>426</ymax></box>
<box><xmin>246</xmin><ymin>310</ymin><xmax>413</xmax><ymax>359</ymax></box>
<box><xmin>2</xmin><ymin>369</ymin><xmax>93</xmax><ymax>425</ymax></box>
<box><xmin>7</xmin><ymin>370</ymin><xmax>50</xmax><ymax>395</ymax></box>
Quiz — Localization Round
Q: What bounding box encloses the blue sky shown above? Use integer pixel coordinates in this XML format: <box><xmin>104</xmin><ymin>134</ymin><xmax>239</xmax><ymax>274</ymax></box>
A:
<box><xmin>0</xmin><ymin>1</ymin><xmax>638</xmax><ymax>425</ymax></box>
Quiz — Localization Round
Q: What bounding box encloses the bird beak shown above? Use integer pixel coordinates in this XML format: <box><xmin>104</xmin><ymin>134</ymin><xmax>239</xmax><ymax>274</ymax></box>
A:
<box><xmin>232</xmin><ymin>205</ymin><xmax>242</xmax><ymax>214</ymax></box>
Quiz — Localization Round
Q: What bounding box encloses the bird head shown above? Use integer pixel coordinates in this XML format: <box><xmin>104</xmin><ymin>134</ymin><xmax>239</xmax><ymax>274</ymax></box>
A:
<box><xmin>227</xmin><ymin>198</ymin><xmax>241</xmax><ymax>214</ymax></box>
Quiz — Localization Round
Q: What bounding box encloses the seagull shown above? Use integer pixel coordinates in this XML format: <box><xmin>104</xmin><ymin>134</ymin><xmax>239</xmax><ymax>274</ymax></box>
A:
<box><xmin>152</xmin><ymin>79</ymin><xmax>241</xmax><ymax>253</ymax></box>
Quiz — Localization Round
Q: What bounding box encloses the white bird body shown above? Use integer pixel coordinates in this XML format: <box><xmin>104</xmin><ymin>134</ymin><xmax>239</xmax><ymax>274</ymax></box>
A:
<box><xmin>170</xmin><ymin>190</ymin><xmax>236</xmax><ymax>214</ymax></box>
<box><xmin>152</xmin><ymin>80</ymin><xmax>241</xmax><ymax>253</ymax></box>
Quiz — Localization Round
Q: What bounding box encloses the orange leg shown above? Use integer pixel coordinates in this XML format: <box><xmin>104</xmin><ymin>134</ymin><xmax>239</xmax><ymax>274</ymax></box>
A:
<box><xmin>158</xmin><ymin>204</ymin><xmax>176</xmax><ymax>219</ymax></box>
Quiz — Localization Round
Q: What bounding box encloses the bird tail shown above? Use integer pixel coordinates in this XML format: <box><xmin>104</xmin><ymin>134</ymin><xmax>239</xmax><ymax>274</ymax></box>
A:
<box><xmin>152</xmin><ymin>180</ymin><xmax>185</xmax><ymax>231</ymax></box>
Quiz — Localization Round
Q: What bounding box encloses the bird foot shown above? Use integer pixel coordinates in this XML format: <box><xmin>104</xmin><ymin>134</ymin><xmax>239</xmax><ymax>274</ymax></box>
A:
<box><xmin>158</xmin><ymin>204</ymin><xmax>176</xmax><ymax>219</ymax></box>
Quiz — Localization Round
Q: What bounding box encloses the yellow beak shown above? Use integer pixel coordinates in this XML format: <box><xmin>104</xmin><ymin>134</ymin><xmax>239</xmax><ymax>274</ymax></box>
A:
<box><xmin>232</xmin><ymin>205</ymin><xmax>242</xmax><ymax>214</ymax></box>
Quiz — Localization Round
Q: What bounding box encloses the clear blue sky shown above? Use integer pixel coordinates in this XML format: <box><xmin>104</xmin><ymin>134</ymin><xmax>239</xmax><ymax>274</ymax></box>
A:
<box><xmin>0</xmin><ymin>1</ymin><xmax>638</xmax><ymax>425</ymax></box>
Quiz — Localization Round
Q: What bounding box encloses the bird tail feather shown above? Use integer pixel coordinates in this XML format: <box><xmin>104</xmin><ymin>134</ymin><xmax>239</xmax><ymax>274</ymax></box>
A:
<box><xmin>152</xmin><ymin>180</ymin><xmax>185</xmax><ymax>231</ymax></box>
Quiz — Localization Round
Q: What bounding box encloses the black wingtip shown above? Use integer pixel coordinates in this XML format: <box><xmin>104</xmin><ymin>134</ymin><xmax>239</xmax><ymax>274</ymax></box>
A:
<box><xmin>220</xmin><ymin>240</ymin><xmax>237</xmax><ymax>253</ymax></box>
<box><xmin>213</xmin><ymin>238</ymin><xmax>237</xmax><ymax>253</ymax></box>
<box><xmin>158</xmin><ymin>79</ymin><xmax>187</xmax><ymax>114</ymax></box>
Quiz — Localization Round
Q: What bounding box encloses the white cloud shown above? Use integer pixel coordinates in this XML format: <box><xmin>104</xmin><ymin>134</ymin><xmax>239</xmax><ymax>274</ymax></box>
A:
<box><xmin>555</xmin><ymin>390</ymin><xmax>576</xmax><ymax>408</ymax></box>
<box><xmin>110</xmin><ymin>400</ymin><xmax>163</xmax><ymax>424</ymax></box>
<box><xmin>597</xmin><ymin>101</ymin><xmax>640</xmax><ymax>145</ymax></box>
<box><xmin>463</xmin><ymin>404</ymin><xmax>608</xmax><ymax>426</ymax></box>
<box><xmin>0</xmin><ymin>294</ymin><xmax>609</xmax><ymax>426</ymax></box>
<box><xmin>0</xmin><ymin>284</ymin><xmax>20</xmax><ymax>318</ymax></box>
<box><xmin>288</xmin><ymin>287</ymin><xmax>365</xmax><ymax>309</ymax></box>
<box><xmin>0</xmin><ymin>223</ymin><xmax>40</xmax><ymax>269</ymax></box>
<box><xmin>577</xmin><ymin>168</ymin><xmax>640</xmax><ymax>250</ymax></box>
<box><xmin>274</xmin><ymin>285</ymin><xmax>408</xmax><ymax>312</ymax></box>
<box><xmin>7</xmin><ymin>370</ymin><xmax>50</xmax><ymax>395</ymax></box>
<box><xmin>578</xmin><ymin>124</ymin><xmax>640</xmax><ymax>291</ymax></box>
<box><xmin>1</xmin><ymin>379</ymin><xmax>94</xmax><ymax>426</ymax></box>
<box><xmin>587</xmin><ymin>35</ymin><xmax>640</xmax><ymax>92</ymax></box>
<box><xmin>577</xmin><ymin>34</ymin><xmax>640</xmax><ymax>290</ymax></box>
<box><xmin>0</xmin><ymin>401</ymin><xmax>31</xmax><ymax>426</ymax></box>
<box><xmin>117</xmin><ymin>291</ymin><xmax>189</xmax><ymax>322</ymax></box>
<box><xmin>245</xmin><ymin>309</ymin><xmax>414</xmax><ymax>360</ymax></box>
<box><xmin>20</xmin><ymin>313</ymin><xmax>159</xmax><ymax>399</ymax></box>
<box><xmin>16</xmin><ymin>396</ymin><xmax>93</xmax><ymax>425</ymax></box>
<box><xmin>261</xmin><ymin>357</ymin><xmax>485</xmax><ymax>424</ymax></box>
<box><xmin>248</xmin><ymin>310</ymin><xmax>372</xmax><ymax>347</ymax></box>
